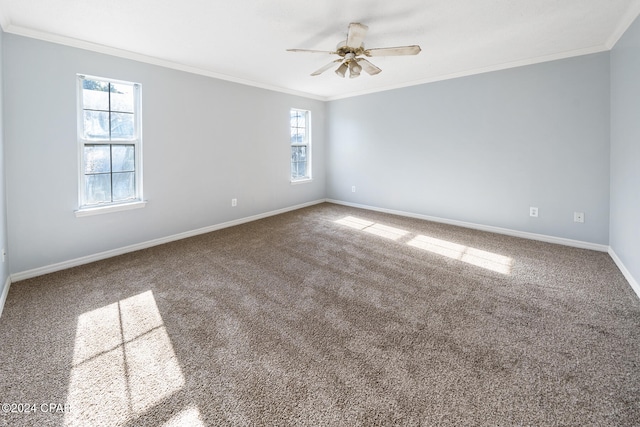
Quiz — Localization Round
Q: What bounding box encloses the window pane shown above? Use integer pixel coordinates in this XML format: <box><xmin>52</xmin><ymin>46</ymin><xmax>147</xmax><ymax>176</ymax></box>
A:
<box><xmin>82</xmin><ymin>78</ymin><xmax>110</xmax><ymax>92</ymax></box>
<box><xmin>112</xmin><ymin>145</ymin><xmax>135</xmax><ymax>172</ymax></box>
<box><xmin>291</xmin><ymin>111</ymin><xmax>305</xmax><ymax>128</ymax></box>
<box><xmin>112</xmin><ymin>172</ymin><xmax>135</xmax><ymax>201</ymax></box>
<box><xmin>111</xmin><ymin>113</ymin><xmax>135</xmax><ymax>140</ymax></box>
<box><xmin>111</xmin><ymin>84</ymin><xmax>134</xmax><ymax>113</ymax></box>
<box><xmin>291</xmin><ymin>146</ymin><xmax>307</xmax><ymax>162</ymax></box>
<box><xmin>82</xmin><ymin>79</ymin><xmax>109</xmax><ymax>110</ymax></box>
<box><xmin>83</xmin><ymin>111</ymin><xmax>110</xmax><ymax>140</ymax></box>
<box><xmin>82</xmin><ymin>88</ymin><xmax>109</xmax><ymax>111</ymax></box>
<box><xmin>84</xmin><ymin>145</ymin><xmax>111</xmax><ymax>174</ymax></box>
<box><xmin>84</xmin><ymin>174</ymin><xmax>111</xmax><ymax>205</ymax></box>
<box><xmin>291</xmin><ymin>162</ymin><xmax>307</xmax><ymax>179</ymax></box>
<box><xmin>291</xmin><ymin>129</ymin><xmax>305</xmax><ymax>144</ymax></box>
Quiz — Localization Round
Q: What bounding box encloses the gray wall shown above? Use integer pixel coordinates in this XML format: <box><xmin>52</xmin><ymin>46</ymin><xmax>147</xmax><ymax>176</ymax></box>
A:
<box><xmin>4</xmin><ymin>34</ymin><xmax>325</xmax><ymax>274</ymax></box>
<box><xmin>327</xmin><ymin>53</ymin><xmax>611</xmax><ymax>245</ymax></box>
<box><xmin>611</xmin><ymin>15</ymin><xmax>640</xmax><ymax>284</ymax></box>
<box><xmin>0</xmin><ymin>29</ymin><xmax>9</xmax><ymax>293</ymax></box>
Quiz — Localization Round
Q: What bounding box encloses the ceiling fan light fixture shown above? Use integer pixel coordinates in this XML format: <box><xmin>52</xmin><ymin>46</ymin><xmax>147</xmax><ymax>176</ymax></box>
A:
<box><xmin>349</xmin><ymin>61</ymin><xmax>362</xmax><ymax>78</ymax></box>
<box><xmin>335</xmin><ymin>62</ymin><xmax>348</xmax><ymax>78</ymax></box>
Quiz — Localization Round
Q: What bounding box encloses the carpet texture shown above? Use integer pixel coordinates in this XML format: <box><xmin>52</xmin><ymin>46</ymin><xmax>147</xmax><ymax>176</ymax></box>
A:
<box><xmin>1</xmin><ymin>202</ymin><xmax>639</xmax><ymax>426</ymax></box>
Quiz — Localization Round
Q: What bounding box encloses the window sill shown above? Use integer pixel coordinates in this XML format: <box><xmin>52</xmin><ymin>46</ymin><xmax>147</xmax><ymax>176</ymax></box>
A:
<box><xmin>75</xmin><ymin>200</ymin><xmax>147</xmax><ymax>217</ymax></box>
<box><xmin>291</xmin><ymin>178</ymin><xmax>313</xmax><ymax>185</ymax></box>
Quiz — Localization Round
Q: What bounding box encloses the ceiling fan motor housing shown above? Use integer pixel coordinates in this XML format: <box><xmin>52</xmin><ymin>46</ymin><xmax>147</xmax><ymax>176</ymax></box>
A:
<box><xmin>336</xmin><ymin>40</ymin><xmax>365</xmax><ymax>58</ymax></box>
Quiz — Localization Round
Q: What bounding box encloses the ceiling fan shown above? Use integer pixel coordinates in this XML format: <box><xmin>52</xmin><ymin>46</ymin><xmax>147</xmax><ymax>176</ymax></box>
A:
<box><xmin>287</xmin><ymin>22</ymin><xmax>421</xmax><ymax>78</ymax></box>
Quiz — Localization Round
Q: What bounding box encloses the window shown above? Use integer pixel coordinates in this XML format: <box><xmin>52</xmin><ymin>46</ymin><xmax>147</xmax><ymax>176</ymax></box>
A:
<box><xmin>290</xmin><ymin>109</ymin><xmax>311</xmax><ymax>182</ymax></box>
<box><xmin>77</xmin><ymin>75</ymin><xmax>143</xmax><ymax>212</ymax></box>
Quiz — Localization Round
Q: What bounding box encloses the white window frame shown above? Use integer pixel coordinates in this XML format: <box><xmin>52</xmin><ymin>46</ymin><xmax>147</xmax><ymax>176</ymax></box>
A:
<box><xmin>76</xmin><ymin>74</ymin><xmax>145</xmax><ymax>217</ymax></box>
<box><xmin>290</xmin><ymin>108</ymin><xmax>312</xmax><ymax>183</ymax></box>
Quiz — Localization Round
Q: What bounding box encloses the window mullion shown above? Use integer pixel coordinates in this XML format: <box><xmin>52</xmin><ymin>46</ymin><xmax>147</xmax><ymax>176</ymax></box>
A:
<box><xmin>108</xmin><ymin>83</ymin><xmax>113</xmax><ymax>203</ymax></box>
<box><xmin>110</xmin><ymin>144</ymin><xmax>114</xmax><ymax>203</ymax></box>
<box><xmin>108</xmin><ymin>83</ymin><xmax>112</xmax><ymax>142</ymax></box>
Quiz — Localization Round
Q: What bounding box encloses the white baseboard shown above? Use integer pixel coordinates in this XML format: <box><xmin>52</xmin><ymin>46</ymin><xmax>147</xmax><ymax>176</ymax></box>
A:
<box><xmin>0</xmin><ymin>275</ymin><xmax>11</xmax><ymax>318</ymax></box>
<box><xmin>326</xmin><ymin>199</ymin><xmax>610</xmax><ymax>252</ymax></box>
<box><xmin>608</xmin><ymin>248</ymin><xmax>640</xmax><ymax>300</ymax></box>
<box><xmin>11</xmin><ymin>199</ymin><xmax>326</xmax><ymax>282</ymax></box>
<box><xmin>8</xmin><ymin>198</ymin><xmax>620</xmax><ymax>284</ymax></box>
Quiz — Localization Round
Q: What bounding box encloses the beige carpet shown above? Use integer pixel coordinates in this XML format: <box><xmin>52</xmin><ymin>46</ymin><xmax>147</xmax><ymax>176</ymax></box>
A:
<box><xmin>1</xmin><ymin>202</ymin><xmax>639</xmax><ymax>426</ymax></box>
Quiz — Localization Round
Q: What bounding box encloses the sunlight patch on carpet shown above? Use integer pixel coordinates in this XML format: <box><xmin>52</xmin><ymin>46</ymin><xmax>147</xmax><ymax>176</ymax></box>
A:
<box><xmin>408</xmin><ymin>235</ymin><xmax>513</xmax><ymax>274</ymax></box>
<box><xmin>335</xmin><ymin>215</ymin><xmax>409</xmax><ymax>240</ymax></box>
<box><xmin>65</xmin><ymin>290</ymin><xmax>187</xmax><ymax>426</ymax></box>
<box><xmin>335</xmin><ymin>215</ymin><xmax>513</xmax><ymax>275</ymax></box>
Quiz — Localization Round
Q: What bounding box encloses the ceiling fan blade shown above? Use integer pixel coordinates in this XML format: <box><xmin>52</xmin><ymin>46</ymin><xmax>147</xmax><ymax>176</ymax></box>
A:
<box><xmin>311</xmin><ymin>59</ymin><xmax>342</xmax><ymax>76</ymax></box>
<box><xmin>347</xmin><ymin>22</ymin><xmax>368</xmax><ymax>48</ymax></box>
<box><xmin>365</xmin><ymin>45</ymin><xmax>421</xmax><ymax>57</ymax></box>
<box><xmin>287</xmin><ymin>49</ymin><xmax>336</xmax><ymax>54</ymax></box>
<box><xmin>356</xmin><ymin>58</ymin><xmax>382</xmax><ymax>76</ymax></box>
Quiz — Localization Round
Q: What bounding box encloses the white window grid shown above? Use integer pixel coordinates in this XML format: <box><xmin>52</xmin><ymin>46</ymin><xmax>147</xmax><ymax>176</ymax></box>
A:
<box><xmin>77</xmin><ymin>74</ymin><xmax>143</xmax><ymax>209</ymax></box>
<box><xmin>290</xmin><ymin>108</ymin><xmax>311</xmax><ymax>182</ymax></box>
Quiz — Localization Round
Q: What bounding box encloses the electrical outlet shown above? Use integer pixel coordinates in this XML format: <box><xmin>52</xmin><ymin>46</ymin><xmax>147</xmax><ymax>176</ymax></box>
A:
<box><xmin>574</xmin><ymin>212</ymin><xmax>584</xmax><ymax>223</ymax></box>
<box><xmin>352</xmin><ymin>186</ymin><xmax>356</xmax><ymax>193</ymax></box>
<box><xmin>231</xmin><ymin>198</ymin><xmax>237</xmax><ymax>207</ymax></box>
<box><xmin>530</xmin><ymin>207</ymin><xmax>539</xmax><ymax>217</ymax></box>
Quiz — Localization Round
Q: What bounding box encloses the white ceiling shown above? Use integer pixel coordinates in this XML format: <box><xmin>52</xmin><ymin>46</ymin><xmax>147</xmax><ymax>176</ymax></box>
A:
<box><xmin>1</xmin><ymin>0</ymin><xmax>639</xmax><ymax>100</ymax></box>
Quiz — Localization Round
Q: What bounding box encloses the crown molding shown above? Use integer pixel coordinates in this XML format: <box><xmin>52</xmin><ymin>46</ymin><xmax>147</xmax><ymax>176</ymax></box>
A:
<box><xmin>326</xmin><ymin>44</ymin><xmax>610</xmax><ymax>101</ymax></box>
<box><xmin>3</xmin><ymin>24</ymin><xmax>327</xmax><ymax>101</ymax></box>
<box><xmin>605</xmin><ymin>2</ymin><xmax>640</xmax><ymax>49</ymax></box>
